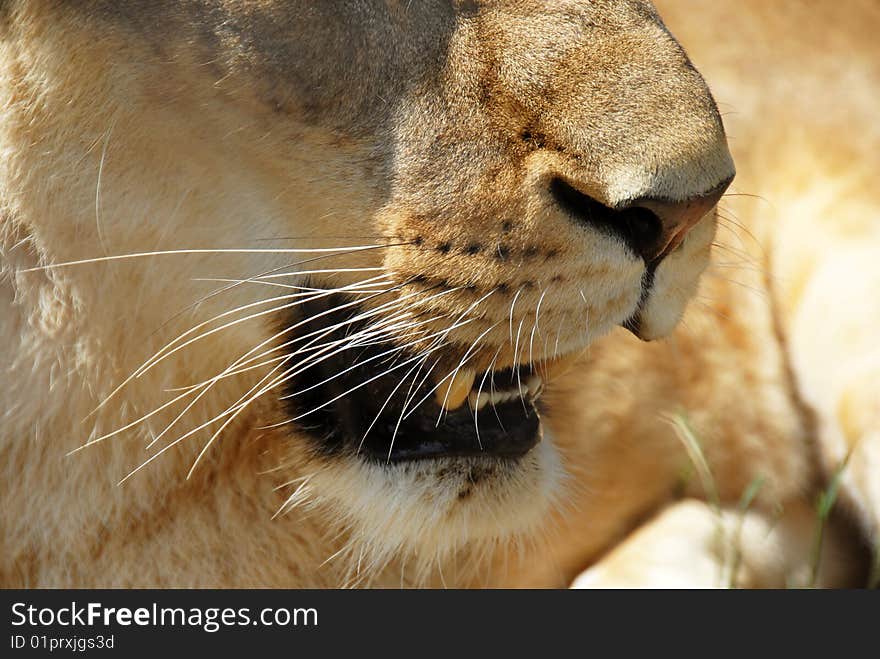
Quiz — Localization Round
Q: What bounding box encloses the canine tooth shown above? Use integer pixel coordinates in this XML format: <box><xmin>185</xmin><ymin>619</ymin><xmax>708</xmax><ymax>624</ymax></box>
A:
<box><xmin>436</xmin><ymin>369</ymin><xmax>475</xmax><ymax>411</ymax></box>
<box><xmin>526</xmin><ymin>375</ymin><xmax>543</xmax><ymax>395</ymax></box>
<box><xmin>468</xmin><ymin>390</ymin><xmax>491</xmax><ymax>411</ymax></box>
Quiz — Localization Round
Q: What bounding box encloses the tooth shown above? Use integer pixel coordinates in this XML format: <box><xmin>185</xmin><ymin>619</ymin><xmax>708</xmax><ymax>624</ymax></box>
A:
<box><xmin>493</xmin><ymin>391</ymin><xmax>512</xmax><ymax>405</ymax></box>
<box><xmin>468</xmin><ymin>390</ymin><xmax>490</xmax><ymax>411</ymax></box>
<box><xmin>526</xmin><ymin>375</ymin><xmax>543</xmax><ymax>395</ymax></box>
<box><xmin>436</xmin><ymin>369</ymin><xmax>475</xmax><ymax>411</ymax></box>
<box><xmin>535</xmin><ymin>355</ymin><xmax>577</xmax><ymax>383</ymax></box>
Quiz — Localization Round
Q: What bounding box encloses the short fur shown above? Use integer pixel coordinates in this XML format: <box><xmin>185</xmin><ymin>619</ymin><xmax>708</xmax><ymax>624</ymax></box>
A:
<box><xmin>1</xmin><ymin>0</ymin><xmax>876</xmax><ymax>587</ymax></box>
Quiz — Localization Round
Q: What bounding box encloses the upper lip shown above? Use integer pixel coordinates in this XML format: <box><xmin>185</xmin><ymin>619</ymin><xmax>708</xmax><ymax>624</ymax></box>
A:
<box><xmin>277</xmin><ymin>290</ymin><xmax>565</xmax><ymax>463</ymax></box>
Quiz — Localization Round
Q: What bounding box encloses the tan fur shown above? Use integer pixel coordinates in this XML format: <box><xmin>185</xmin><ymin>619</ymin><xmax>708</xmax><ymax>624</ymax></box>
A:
<box><xmin>0</xmin><ymin>0</ymin><xmax>875</xmax><ymax>587</ymax></box>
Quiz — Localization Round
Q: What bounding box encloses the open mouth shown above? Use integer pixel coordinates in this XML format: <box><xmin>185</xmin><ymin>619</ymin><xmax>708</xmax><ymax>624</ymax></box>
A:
<box><xmin>277</xmin><ymin>291</ymin><xmax>569</xmax><ymax>463</ymax></box>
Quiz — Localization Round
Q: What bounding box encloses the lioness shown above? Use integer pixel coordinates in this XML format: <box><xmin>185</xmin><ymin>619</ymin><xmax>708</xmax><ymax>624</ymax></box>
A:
<box><xmin>1</xmin><ymin>0</ymin><xmax>877</xmax><ymax>588</ymax></box>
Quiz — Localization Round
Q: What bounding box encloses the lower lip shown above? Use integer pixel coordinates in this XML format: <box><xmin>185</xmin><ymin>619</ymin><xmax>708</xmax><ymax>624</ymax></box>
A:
<box><xmin>358</xmin><ymin>397</ymin><xmax>542</xmax><ymax>463</ymax></box>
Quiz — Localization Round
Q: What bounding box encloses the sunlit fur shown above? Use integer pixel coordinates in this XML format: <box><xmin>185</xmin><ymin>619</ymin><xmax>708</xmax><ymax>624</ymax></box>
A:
<box><xmin>0</xmin><ymin>0</ymin><xmax>876</xmax><ymax>587</ymax></box>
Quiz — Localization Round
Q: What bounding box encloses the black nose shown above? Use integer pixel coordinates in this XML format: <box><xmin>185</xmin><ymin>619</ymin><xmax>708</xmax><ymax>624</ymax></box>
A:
<box><xmin>550</xmin><ymin>176</ymin><xmax>733</xmax><ymax>263</ymax></box>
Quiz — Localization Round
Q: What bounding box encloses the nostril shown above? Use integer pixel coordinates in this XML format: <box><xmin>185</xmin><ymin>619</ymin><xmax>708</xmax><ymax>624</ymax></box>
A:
<box><xmin>619</xmin><ymin>206</ymin><xmax>663</xmax><ymax>259</ymax></box>
<box><xmin>549</xmin><ymin>177</ymin><xmax>662</xmax><ymax>262</ymax></box>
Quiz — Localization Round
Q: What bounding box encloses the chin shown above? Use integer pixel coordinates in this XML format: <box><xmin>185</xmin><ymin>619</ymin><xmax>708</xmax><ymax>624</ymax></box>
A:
<box><xmin>303</xmin><ymin>438</ymin><xmax>564</xmax><ymax>573</ymax></box>
<box><xmin>267</xmin><ymin>290</ymin><xmax>570</xmax><ymax>568</ymax></box>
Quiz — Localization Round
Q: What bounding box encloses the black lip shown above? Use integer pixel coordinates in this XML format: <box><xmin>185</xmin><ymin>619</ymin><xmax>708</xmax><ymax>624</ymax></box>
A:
<box><xmin>278</xmin><ymin>291</ymin><xmax>541</xmax><ymax>463</ymax></box>
<box><xmin>621</xmin><ymin>263</ymin><xmax>657</xmax><ymax>340</ymax></box>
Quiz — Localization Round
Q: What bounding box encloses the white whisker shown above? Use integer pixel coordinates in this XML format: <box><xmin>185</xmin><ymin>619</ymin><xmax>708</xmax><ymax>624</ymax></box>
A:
<box><xmin>528</xmin><ymin>289</ymin><xmax>547</xmax><ymax>367</ymax></box>
<box><xmin>22</xmin><ymin>243</ymin><xmax>401</xmax><ymax>273</ymax></box>
<box><xmin>435</xmin><ymin>316</ymin><xmax>501</xmax><ymax>428</ymax></box>
<box><xmin>87</xmin><ymin>273</ymin><xmax>394</xmax><ymax>421</ymax></box>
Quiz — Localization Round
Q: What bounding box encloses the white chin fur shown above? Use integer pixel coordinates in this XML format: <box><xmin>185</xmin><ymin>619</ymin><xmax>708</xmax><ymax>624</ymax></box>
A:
<box><xmin>303</xmin><ymin>434</ymin><xmax>563</xmax><ymax>575</ymax></box>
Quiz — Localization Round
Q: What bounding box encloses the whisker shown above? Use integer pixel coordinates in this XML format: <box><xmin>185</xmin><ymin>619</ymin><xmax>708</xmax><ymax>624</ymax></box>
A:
<box><xmin>508</xmin><ymin>286</ymin><xmax>523</xmax><ymax>345</ymax></box>
<box><xmin>86</xmin><ymin>279</ymin><xmax>404</xmax><ymax>451</ymax></box>
<box><xmin>280</xmin><ymin>314</ymin><xmax>448</xmax><ymax>400</ymax></box>
<box><xmin>528</xmin><ymin>289</ymin><xmax>548</xmax><ymax>367</ymax></box>
<box><xmin>485</xmin><ymin>346</ymin><xmax>506</xmax><ymax>430</ymax></box>
<box><xmin>135</xmin><ymin>274</ymin><xmax>394</xmax><ymax>381</ymax></box>
<box><xmin>397</xmin><ymin>351</ymin><xmax>441</xmax><ymax>421</ymax></box>
<box><xmin>200</xmin><ymin>301</ymin><xmax>438</xmax><ymax>435</ymax></box>
<box><xmin>150</xmin><ymin>299</ymin><xmax>415</xmax><ymax>451</ymax></box>
<box><xmin>579</xmin><ymin>290</ymin><xmax>591</xmax><ymax>341</ymax></box>
<box><xmin>383</xmin><ymin>358</ymin><xmax>431</xmax><ymax>462</ymax></box>
<box><xmin>193</xmin><ymin>278</ymin><xmax>388</xmax><ymax>293</ymax></box>
<box><xmin>472</xmin><ymin>354</ymin><xmax>500</xmax><ymax>451</ymax></box>
<box><xmin>702</xmin><ymin>271</ymin><xmax>768</xmax><ymax>299</ymax></box>
<box><xmin>241</xmin><ymin>280</ymin><xmax>453</xmax><ymax>380</ymax></box>
<box><xmin>87</xmin><ymin>273</ymin><xmax>394</xmax><ymax>420</ymax></box>
<box><xmin>67</xmin><ymin>384</ymin><xmax>196</xmax><ymax>455</ymax></box>
<box><xmin>336</xmin><ymin>314</ymin><xmax>480</xmax><ymax>425</ymax></box>
<box><xmin>432</xmin><ymin>290</ymin><xmax>497</xmax><ymax>422</ymax></box>
<box><xmin>512</xmin><ymin>316</ymin><xmax>527</xmax><ymax>410</ymax></box>
<box><xmin>21</xmin><ymin>243</ymin><xmax>406</xmax><ymax>273</ymax></box>
<box><xmin>272</xmin><ymin>475</ymin><xmax>315</xmax><ymax>520</ymax></box>
<box><xmin>254</xmin><ymin>235</ymin><xmax>393</xmax><ymax>242</ymax></box>
<box><xmin>148</xmin><ymin>252</ymin><xmax>398</xmax><ymax>339</ymax></box>
<box><xmin>711</xmin><ymin>241</ymin><xmax>759</xmax><ymax>266</ymax></box>
<box><xmin>266</xmin><ymin>344</ymin><xmax>452</xmax><ymax>430</ymax></box>
<box><xmin>435</xmin><ymin>317</ymin><xmax>502</xmax><ymax>428</ymax></box>
<box><xmin>357</xmin><ymin>359</ymin><xmax>422</xmax><ymax>457</ymax></box>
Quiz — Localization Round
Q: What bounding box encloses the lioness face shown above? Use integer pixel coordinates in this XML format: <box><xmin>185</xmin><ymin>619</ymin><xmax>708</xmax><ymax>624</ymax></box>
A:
<box><xmin>11</xmin><ymin>1</ymin><xmax>733</xmax><ymax>563</ymax></box>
